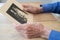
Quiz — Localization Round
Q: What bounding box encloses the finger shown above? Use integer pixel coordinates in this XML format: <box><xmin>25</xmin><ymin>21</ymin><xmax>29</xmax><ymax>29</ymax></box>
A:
<box><xmin>22</xmin><ymin>4</ymin><xmax>30</xmax><ymax>8</ymax></box>
<box><xmin>23</xmin><ymin>8</ymin><xmax>33</xmax><ymax>13</ymax></box>
<box><xmin>13</xmin><ymin>23</ymin><xmax>24</xmax><ymax>30</ymax></box>
<box><xmin>23</xmin><ymin>8</ymin><xmax>28</xmax><ymax>11</ymax></box>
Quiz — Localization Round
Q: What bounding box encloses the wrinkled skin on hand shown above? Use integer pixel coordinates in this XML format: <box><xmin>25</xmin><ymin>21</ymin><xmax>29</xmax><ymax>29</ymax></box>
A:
<box><xmin>15</xmin><ymin>22</ymin><xmax>51</xmax><ymax>39</ymax></box>
<box><xmin>22</xmin><ymin>4</ymin><xmax>43</xmax><ymax>14</ymax></box>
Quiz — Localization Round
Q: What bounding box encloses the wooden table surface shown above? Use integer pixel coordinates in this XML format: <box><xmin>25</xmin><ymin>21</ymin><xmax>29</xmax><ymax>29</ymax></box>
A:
<box><xmin>0</xmin><ymin>2</ymin><xmax>60</xmax><ymax>40</ymax></box>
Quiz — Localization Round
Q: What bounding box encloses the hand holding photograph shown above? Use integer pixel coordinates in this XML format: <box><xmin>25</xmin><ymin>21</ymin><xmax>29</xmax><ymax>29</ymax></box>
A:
<box><xmin>0</xmin><ymin>0</ymin><xmax>56</xmax><ymax>24</ymax></box>
<box><xmin>0</xmin><ymin>0</ymin><xmax>33</xmax><ymax>24</ymax></box>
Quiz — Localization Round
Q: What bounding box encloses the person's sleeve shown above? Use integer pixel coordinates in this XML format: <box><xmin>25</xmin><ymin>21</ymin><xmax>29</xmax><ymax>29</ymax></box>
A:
<box><xmin>48</xmin><ymin>30</ymin><xmax>60</xmax><ymax>40</ymax></box>
<box><xmin>41</xmin><ymin>2</ymin><xmax>60</xmax><ymax>14</ymax></box>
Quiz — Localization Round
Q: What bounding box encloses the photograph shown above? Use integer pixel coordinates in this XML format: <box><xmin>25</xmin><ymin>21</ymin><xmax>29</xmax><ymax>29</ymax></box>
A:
<box><xmin>6</xmin><ymin>3</ymin><xmax>27</xmax><ymax>24</ymax></box>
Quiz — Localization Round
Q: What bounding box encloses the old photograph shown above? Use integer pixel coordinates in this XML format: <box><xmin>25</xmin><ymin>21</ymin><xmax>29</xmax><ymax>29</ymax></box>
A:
<box><xmin>6</xmin><ymin>3</ymin><xmax>27</xmax><ymax>24</ymax></box>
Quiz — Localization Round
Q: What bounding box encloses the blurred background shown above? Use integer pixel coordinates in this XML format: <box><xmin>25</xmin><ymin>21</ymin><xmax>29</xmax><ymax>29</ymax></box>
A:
<box><xmin>0</xmin><ymin>0</ymin><xmax>60</xmax><ymax>3</ymax></box>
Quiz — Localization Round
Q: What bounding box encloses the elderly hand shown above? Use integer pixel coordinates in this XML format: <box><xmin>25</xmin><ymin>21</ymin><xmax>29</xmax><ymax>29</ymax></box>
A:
<box><xmin>22</xmin><ymin>4</ymin><xmax>43</xmax><ymax>14</ymax></box>
<box><xmin>15</xmin><ymin>22</ymin><xmax>51</xmax><ymax>39</ymax></box>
